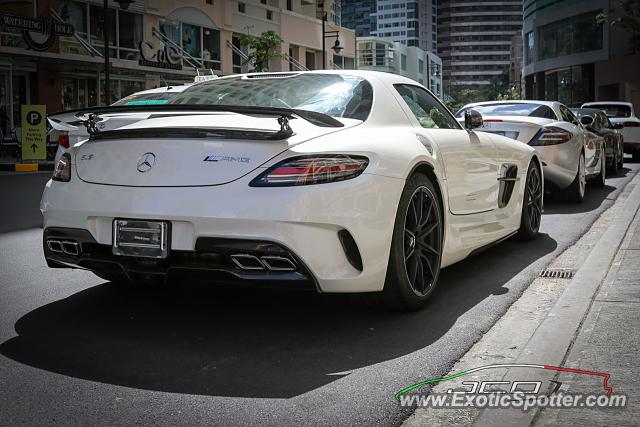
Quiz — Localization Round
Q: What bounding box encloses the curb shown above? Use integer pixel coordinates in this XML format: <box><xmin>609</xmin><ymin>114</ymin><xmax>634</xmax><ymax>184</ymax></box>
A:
<box><xmin>0</xmin><ymin>162</ymin><xmax>54</xmax><ymax>172</ymax></box>
<box><xmin>474</xmin><ymin>171</ymin><xmax>640</xmax><ymax>426</ymax></box>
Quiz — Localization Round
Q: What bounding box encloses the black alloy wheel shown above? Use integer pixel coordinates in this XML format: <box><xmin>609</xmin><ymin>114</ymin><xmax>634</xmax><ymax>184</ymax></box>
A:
<box><xmin>382</xmin><ymin>174</ymin><xmax>443</xmax><ymax>311</ymax></box>
<box><xmin>518</xmin><ymin>161</ymin><xmax>542</xmax><ymax>240</ymax></box>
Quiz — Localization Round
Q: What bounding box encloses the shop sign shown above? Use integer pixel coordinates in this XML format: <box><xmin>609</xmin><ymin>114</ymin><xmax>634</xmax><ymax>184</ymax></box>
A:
<box><xmin>21</xmin><ymin>105</ymin><xmax>47</xmax><ymax>161</ymax></box>
<box><xmin>138</xmin><ymin>41</ymin><xmax>183</xmax><ymax>70</ymax></box>
<box><xmin>0</xmin><ymin>14</ymin><xmax>74</xmax><ymax>52</ymax></box>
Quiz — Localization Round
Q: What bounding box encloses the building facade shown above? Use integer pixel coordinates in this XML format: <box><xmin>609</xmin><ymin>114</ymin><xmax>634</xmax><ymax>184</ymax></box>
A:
<box><xmin>0</xmin><ymin>0</ymin><xmax>355</xmax><ymax>136</ymax></box>
<box><xmin>372</xmin><ymin>0</ymin><xmax>437</xmax><ymax>53</ymax></box>
<box><xmin>523</xmin><ymin>0</ymin><xmax>640</xmax><ymax>109</ymax></box>
<box><xmin>437</xmin><ymin>0</ymin><xmax>523</xmax><ymax>88</ymax></box>
<box><xmin>340</xmin><ymin>0</ymin><xmax>377</xmax><ymax>37</ymax></box>
<box><xmin>357</xmin><ymin>36</ymin><xmax>442</xmax><ymax>97</ymax></box>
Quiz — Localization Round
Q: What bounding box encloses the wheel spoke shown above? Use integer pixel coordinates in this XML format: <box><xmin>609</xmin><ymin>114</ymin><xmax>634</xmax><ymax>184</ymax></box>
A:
<box><xmin>418</xmin><ymin>241</ymin><xmax>440</xmax><ymax>255</ymax></box>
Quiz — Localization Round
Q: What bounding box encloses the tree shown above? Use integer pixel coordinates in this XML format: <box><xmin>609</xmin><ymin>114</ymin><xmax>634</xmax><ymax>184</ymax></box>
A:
<box><xmin>238</xmin><ymin>31</ymin><xmax>286</xmax><ymax>72</ymax></box>
<box><xmin>597</xmin><ymin>0</ymin><xmax>640</xmax><ymax>53</ymax></box>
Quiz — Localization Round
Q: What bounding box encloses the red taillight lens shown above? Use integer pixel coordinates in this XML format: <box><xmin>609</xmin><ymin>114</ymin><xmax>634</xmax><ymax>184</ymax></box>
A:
<box><xmin>250</xmin><ymin>155</ymin><xmax>369</xmax><ymax>187</ymax></box>
<box><xmin>58</xmin><ymin>133</ymin><xmax>70</xmax><ymax>148</ymax></box>
<box><xmin>52</xmin><ymin>153</ymin><xmax>71</xmax><ymax>182</ymax></box>
<box><xmin>529</xmin><ymin>127</ymin><xmax>572</xmax><ymax>146</ymax></box>
<box><xmin>622</xmin><ymin>121</ymin><xmax>640</xmax><ymax>127</ymax></box>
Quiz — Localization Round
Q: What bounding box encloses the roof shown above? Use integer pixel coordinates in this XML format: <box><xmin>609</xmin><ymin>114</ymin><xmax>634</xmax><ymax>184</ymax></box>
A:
<box><xmin>213</xmin><ymin>70</ymin><xmax>422</xmax><ymax>88</ymax></box>
<box><xmin>583</xmin><ymin>101</ymin><xmax>633</xmax><ymax>107</ymax></box>
<box><xmin>462</xmin><ymin>99</ymin><xmax>559</xmax><ymax>108</ymax></box>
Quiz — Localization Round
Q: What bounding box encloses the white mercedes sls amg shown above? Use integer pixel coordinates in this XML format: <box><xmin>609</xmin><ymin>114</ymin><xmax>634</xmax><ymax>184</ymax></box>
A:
<box><xmin>41</xmin><ymin>71</ymin><xmax>543</xmax><ymax>310</ymax></box>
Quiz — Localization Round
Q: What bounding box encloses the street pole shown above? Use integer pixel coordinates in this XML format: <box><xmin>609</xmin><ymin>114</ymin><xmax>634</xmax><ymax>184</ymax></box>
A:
<box><xmin>104</xmin><ymin>0</ymin><xmax>110</xmax><ymax>106</ymax></box>
<box><xmin>321</xmin><ymin>12</ymin><xmax>326</xmax><ymax>70</ymax></box>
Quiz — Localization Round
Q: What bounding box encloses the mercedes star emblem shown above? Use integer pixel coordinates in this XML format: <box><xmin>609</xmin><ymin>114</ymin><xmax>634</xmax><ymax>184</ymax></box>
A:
<box><xmin>136</xmin><ymin>152</ymin><xmax>156</xmax><ymax>173</ymax></box>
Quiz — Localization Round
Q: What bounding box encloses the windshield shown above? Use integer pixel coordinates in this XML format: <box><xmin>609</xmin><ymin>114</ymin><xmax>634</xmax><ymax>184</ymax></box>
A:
<box><xmin>586</xmin><ymin>104</ymin><xmax>631</xmax><ymax>118</ymax></box>
<box><xmin>457</xmin><ymin>103</ymin><xmax>557</xmax><ymax>119</ymax></box>
<box><xmin>169</xmin><ymin>74</ymin><xmax>373</xmax><ymax>121</ymax></box>
<box><xmin>112</xmin><ymin>92</ymin><xmax>178</xmax><ymax>106</ymax></box>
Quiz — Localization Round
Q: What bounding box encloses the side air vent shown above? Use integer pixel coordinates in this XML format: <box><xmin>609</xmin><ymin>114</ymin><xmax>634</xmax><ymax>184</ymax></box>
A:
<box><xmin>338</xmin><ymin>229</ymin><xmax>363</xmax><ymax>271</ymax></box>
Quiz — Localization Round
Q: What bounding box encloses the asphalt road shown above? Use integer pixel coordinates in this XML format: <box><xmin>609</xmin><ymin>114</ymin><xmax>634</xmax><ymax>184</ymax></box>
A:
<box><xmin>1</xmin><ymin>161</ymin><xmax>638</xmax><ymax>426</ymax></box>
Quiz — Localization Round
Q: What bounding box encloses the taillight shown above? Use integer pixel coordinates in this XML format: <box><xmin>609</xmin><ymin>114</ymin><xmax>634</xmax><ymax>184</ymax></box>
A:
<box><xmin>528</xmin><ymin>127</ymin><xmax>572</xmax><ymax>146</ymax></box>
<box><xmin>52</xmin><ymin>153</ymin><xmax>71</xmax><ymax>182</ymax></box>
<box><xmin>58</xmin><ymin>133</ymin><xmax>70</xmax><ymax>148</ymax></box>
<box><xmin>249</xmin><ymin>155</ymin><xmax>369</xmax><ymax>187</ymax></box>
<box><xmin>622</xmin><ymin>121</ymin><xmax>640</xmax><ymax>127</ymax></box>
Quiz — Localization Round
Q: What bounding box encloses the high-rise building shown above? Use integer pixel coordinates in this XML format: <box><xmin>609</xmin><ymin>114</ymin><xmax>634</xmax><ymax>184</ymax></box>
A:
<box><xmin>437</xmin><ymin>0</ymin><xmax>523</xmax><ymax>88</ymax></box>
<box><xmin>372</xmin><ymin>0</ymin><xmax>438</xmax><ymax>54</ymax></box>
<box><xmin>340</xmin><ymin>1</ymin><xmax>439</xmax><ymax>54</ymax></box>
<box><xmin>523</xmin><ymin>0</ymin><xmax>640</xmax><ymax>109</ymax></box>
<box><xmin>341</xmin><ymin>0</ymin><xmax>377</xmax><ymax>37</ymax></box>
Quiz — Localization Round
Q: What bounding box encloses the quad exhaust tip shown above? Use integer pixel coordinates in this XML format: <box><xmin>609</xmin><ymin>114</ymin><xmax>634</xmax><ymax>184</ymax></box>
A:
<box><xmin>231</xmin><ymin>254</ymin><xmax>296</xmax><ymax>271</ymax></box>
<box><xmin>47</xmin><ymin>239</ymin><xmax>80</xmax><ymax>256</ymax></box>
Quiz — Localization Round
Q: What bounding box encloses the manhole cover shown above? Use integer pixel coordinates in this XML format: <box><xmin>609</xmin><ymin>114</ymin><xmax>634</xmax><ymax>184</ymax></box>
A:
<box><xmin>539</xmin><ymin>269</ymin><xmax>575</xmax><ymax>279</ymax></box>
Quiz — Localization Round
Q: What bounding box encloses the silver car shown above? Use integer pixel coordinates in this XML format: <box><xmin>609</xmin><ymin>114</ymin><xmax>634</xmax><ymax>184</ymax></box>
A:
<box><xmin>456</xmin><ymin>100</ymin><xmax>606</xmax><ymax>203</ymax></box>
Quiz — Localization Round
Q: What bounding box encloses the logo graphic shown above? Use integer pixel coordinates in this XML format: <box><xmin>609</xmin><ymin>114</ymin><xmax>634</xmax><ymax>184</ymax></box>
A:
<box><xmin>203</xmin><ymin>155</ymin><xmax>250</xmax><ymax>163</ymax></box>
<box><xmin>395</xmin><ymin>364</ymin><xmax>613</xmax><ymax>400</ymax></box>
<box><xmin>136</xmin><ymin>153</ymin><xmax>156</xmax><ymax>173</ymax></box>
<box><xmin>26</xmin><ymin>111</ymin><xmax>42</xmax><ymax>126</ymax></box>
<box><xmin>395</xmin><ymin>364</ymin><xmax>626</xmax><ymax>411</ymax></box>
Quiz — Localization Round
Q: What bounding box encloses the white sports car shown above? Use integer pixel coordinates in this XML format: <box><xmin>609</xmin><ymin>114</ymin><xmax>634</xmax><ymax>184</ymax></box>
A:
<box><xmin>41</xmin><ymin>71</ymin><xmax>543</xmax><ymax>310</ymax></box>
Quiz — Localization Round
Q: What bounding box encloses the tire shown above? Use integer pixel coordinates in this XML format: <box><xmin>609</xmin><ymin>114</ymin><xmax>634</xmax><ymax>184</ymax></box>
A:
<box><xmin>564</xmin><ymin>152</ymin><xmax>586</xmax><ymax>203</ymax></box>
<box><xmin>633</xmin><ymin>151</ymin><xmax>640</xmax><ymax>163</ymax></box>
<box><xmin>382</xmin><ymin>173</ymin><xmax>443</xmax><ymax>311</ymax></box>
<box><xmin>592</xmin><ymin>154</ymin><xmax>606</xmax><ymax>187</ymax></box>
<box><xmin>517</xmin><ymin>161</ymin><xmax>542</xmax><ymax>241</ymax></box>
<box><xmin>618</xmin><ymin>147</ymin><xmax>624</xmax><ymax>169</ymax></box>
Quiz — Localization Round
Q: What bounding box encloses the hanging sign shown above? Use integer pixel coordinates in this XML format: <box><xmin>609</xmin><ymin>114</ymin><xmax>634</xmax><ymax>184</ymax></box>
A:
<box><xmin>0</xmin><ymin>13</ymin><xmax>73</xmax><ymax>52</ymax></box>
<box><xmin>138</xmin><ymin>41</ymin><xmax>183</xmax><ymax>70</ymax></box>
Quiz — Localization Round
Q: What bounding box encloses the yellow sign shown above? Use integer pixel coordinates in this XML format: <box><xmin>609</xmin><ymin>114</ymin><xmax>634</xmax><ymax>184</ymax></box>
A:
<box><xmin>21</xmin><ymin>104</ymin><xmax>47</xmax><ymax>161</ymax></box>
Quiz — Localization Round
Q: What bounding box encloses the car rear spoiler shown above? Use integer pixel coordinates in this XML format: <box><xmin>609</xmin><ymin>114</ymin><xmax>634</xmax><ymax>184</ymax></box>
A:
<box><xmin>47</xmin><ymin>104</ymin><xmax>344</xmax><ymax>140</ymax></box>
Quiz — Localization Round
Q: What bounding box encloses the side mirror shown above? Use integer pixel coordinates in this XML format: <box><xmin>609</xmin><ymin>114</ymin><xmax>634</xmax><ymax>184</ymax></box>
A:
<box><xmin>580</xmin><ymin>116</ymin><xmax>594</xmax><ymax>126</ymax></box>
<box><xmin>613</xmin><ymin>123</ymin><xmax>623</xmax><ymax>130</ymax></box>
<box><xmin>464</xmin><ymin>109</ymin><xmax>483</xmax><ymax>130</ymax></box>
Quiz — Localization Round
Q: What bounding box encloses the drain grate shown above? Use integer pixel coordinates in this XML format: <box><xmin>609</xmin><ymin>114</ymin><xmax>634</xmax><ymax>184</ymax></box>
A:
<box><xmin>539</xmin><ymin>269</ymin><xmax>575</xmax><ymax>279</ymax></box>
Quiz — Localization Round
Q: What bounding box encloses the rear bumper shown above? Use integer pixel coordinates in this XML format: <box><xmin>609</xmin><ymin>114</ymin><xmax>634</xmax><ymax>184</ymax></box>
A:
<box><xmin>40</xmin><ymin>172</ymin><xmax>405</xmax><ymax>293</ymax></box>
<box><xmin>44</xmin><ymin>227</ymin><xmax>318</xmax><ymax>290</ymax></box>
<box><xmin>535</xmin><ymin>143</ymin><xmax>581</xmax><ymax>189</ymax></box>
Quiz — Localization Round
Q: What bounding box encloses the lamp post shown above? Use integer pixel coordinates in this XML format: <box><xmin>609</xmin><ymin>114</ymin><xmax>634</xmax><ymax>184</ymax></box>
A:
<box><xmin>321</xmin><ymin>12</ymin><xmax>343</xmax><ymax>70</ymax></box>
<box><xmin>104</xmin><ymin>0</ymin><xmax>135</xmax><ymax>106</ymax></box>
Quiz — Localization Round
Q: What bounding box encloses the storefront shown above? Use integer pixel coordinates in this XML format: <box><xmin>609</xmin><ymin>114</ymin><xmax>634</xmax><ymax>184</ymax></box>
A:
<box><xmin>0</xmin><ymin>0</ymin><xmax>226</xmax><ymax>137</ymax></box>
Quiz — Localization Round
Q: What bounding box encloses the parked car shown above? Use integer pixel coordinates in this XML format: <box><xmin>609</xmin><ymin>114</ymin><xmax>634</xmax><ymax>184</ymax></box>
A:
<box><xmin>571</xmin><ymin>108</ymin><xmax>624</xmax><ymax>174</ymax></box>
<box><xmin>41</xmin><ymin>70</ymin><xmax>543</xmax><ymax>311</ymax></box>
<box><xmin>49</xmin><ymin>84</ymin><xmax>193</xmax><ymax>164</ymax></box>
<box><xmin>581</xmin><ymin>101</ymin><xmax>640</xmax><ymax>162</ymax></box>
<box><xmin>456</xmin><ymin>100</ymin><xmax>605</xmax><ymax>202</ymax></box>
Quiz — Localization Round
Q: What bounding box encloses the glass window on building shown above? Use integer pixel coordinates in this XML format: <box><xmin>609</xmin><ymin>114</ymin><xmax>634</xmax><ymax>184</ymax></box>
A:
<box><xmin>539</xmin><ymin>10</ymin><xmax>603</xmax><ymax>61</ymax></box>
<box><xmin>525</xmin><ymin>31</ymin><xmax>535</xmax><ymax>65</ymax></box>
<box><xmin>182</xmin><ymin>23</ymin><xmax>201</xmax><ymax>59</ymax></box>
<box><xmin>401</xmin><ymin>54</ymin><xmax>407</xmax><ymax>70</ymax></box>
<box><xmin>89</xmin><ymin>4</ymin><xmax>116</xmax><ymax>57</ymax></box>
<box><xmin>118</xmin><ymin>11</ymin><xmax>143</xmax><ymax>60</ymax></box>
<box><xmin>58</xmin><ymin>1</ymin><xmax>88</xmax><ymax>55</ymax></box>
<box><xmin>203</xmin><ymin>28</ymin><xmax>221</xmax><ymax>69</ymax></box>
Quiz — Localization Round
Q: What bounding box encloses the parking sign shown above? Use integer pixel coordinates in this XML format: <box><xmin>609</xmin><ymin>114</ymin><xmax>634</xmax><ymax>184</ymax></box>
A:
<box><xmin>21</xmin><ymin>104</ymin><xmax>47</xmax><ymax>161</ymax></box>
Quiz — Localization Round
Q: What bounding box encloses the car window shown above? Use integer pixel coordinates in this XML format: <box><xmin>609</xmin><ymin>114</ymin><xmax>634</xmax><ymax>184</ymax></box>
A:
<box><xmin>560</xmin><ymin>106</ymin><xmax>580</xmax><ymax>126</ymax></box>
<box><xmin>171</xmin><ymin>74</ymin><xmax>373</xmax><ymax>121</ymax></box>
<box><xmin>457</xmin><ymin>103</ymin><xmax>557</xmax><ymax>119</ymax></box>
<box><xmin>394</xmin><ymin>84</ymin><xmax>461</xmax><ymax>129</ymax></box>
<box><xmin>112</xmin><ymin>92</ymin><xmax>178</xmax><ymax>106</ymax></box>
<box><xmin>586</xmin><ymin>104</ymin><xmax>631</xmax><ymax>118</ymax></box>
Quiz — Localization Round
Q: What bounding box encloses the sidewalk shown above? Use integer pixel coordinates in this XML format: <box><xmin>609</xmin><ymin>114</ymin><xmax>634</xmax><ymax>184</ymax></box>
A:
<box><xmin>535</xmin><ymin>206</ymin><xmax>640</xmax><ymax>425</ymax></box>
<box><xmin>404</xmin><ymin>169</ymin><xmax>640</xmax><ymax>427</ymax></box>
<box><xmin>0</xmin><ymin>155</ymin><xmax>54</xmax><ymax>172</ymax></box>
